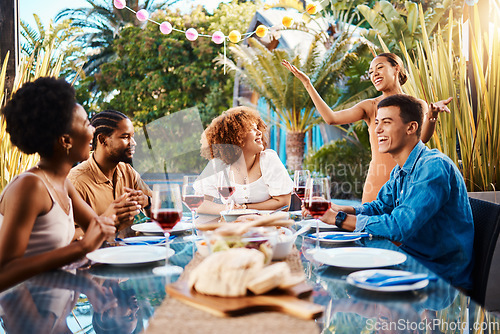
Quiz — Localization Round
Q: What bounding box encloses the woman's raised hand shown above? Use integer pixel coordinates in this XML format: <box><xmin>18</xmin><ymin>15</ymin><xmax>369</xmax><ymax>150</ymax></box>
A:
<box><xmin>80</xmin><ymin>215</ymin><xmax>116</xmax><ymax>253</ymax></box>
<box><xmin>429</xmin><ymin>97</ymin><xmax>453</xmax><ymax>116</ymax></box>
<box><xmin>281</xmin><ymin>60</ymin><xmax>311</xmax><ymax>84</ymax></box>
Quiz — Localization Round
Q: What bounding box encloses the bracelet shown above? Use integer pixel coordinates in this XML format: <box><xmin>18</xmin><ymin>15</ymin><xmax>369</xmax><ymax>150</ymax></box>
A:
<box><xmin>428</xmin><ymin>113</ymin><xmax>438</xmax><ymax>123</ymax></box>
<box><xmin>242</xmin><ymin>204</ymin><xmax>247</xmax><ymax>209</ymax></box>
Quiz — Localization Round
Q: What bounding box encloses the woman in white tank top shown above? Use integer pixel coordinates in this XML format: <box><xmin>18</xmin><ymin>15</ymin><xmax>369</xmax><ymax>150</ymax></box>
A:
<box><xmin>196</xmin><ymin>106</ymin><xmax>293</xmax><ymax>215</ymax></box>
<box><xmin>0</xmin><ymin>77</ymin><xmax>116</xmax><ymax>292</ymax></box>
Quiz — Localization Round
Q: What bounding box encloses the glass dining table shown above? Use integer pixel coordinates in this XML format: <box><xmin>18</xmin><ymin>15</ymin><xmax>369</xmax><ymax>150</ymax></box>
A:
<box><xmin>1</xmin><ymin>215</ymin><xmax>499</xmax><ymax>334</ymax></box>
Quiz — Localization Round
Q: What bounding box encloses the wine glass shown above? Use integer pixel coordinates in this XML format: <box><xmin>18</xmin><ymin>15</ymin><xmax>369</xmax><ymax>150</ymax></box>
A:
<box><xmin>151</xmin><ymin>183</ymin><xmax>183</xmax><ymax>276</ymax></box>
<box><xmin>304</xmin><ymin>177</ymin><xmax>331</xmax><ymax>249</ymax></box>
<box><xmin>217</xmin><ymin>169</ymin><xmax>236</xmax><ymax>211</ymax></box>
<box><xmin>293</xmin><ymin>170</ymin><xmax>311</xmax><ymax>205</ymax></box>
<box><xmin>182</xmin><ymin>175</ymin><xmax>203</xmax><ymax>241</ymax></box>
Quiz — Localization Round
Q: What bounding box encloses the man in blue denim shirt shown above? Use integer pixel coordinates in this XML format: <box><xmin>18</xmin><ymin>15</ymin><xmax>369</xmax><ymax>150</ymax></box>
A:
<box><xmin>319</xmin><ymin>94</ymin><xmax>474</xmax><ymax>290</ymax></box>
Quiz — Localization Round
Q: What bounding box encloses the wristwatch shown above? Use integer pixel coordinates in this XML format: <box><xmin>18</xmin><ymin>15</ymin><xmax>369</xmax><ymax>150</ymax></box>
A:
<box><xmin>335</xmin><ymin>211</ymin><xmax>347</xmax><ymax>229</ymax></box>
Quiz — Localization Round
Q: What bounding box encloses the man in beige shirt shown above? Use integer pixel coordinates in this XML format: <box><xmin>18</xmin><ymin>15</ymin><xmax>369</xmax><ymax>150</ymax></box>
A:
<box><xmin>69</xmin><ymin>110</ymin><xmax>151</xmax><ymax>230</ymax></box>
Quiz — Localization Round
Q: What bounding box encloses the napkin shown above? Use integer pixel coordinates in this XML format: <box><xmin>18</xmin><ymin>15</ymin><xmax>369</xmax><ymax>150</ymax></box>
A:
<box><xmin>308</xmin><ymin>232</ymin><xmax>370</xmax><ymax>240</ymax></box>
<box><xmin>359</xmin><ymin>273</ymin><xmax>437</xmax><ymax>287</ymax></box>
<box><xmin>116</xmin><ymin>237</ymin><xmax>168</xmax><ymax>245</ymax></box>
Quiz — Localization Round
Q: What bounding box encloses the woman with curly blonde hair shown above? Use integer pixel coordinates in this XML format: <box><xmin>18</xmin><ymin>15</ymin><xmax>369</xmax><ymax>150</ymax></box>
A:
<box><xmin>196</xmin><ymin>107</ymin><xmax>293</xmax><ymax>215</ymax></box>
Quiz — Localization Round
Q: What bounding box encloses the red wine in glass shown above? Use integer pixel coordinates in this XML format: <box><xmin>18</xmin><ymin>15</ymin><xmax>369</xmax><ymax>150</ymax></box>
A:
<box><xmin>183</xmin><ymin>195</ymin><xmax>204</xmax><ymax>210</ymax></box>
<box><xmin>217</xmin><ymin>186</ymin><xmax>235</xmax><ymax>199</ymax></box>
<box><xmin>153</xmin><ymin>209</ymin><xmax>182</xmax><ymax>230</ymax></box>
<box><xmin>294</xmin><ymin>186</ymin><xmax>306</xmax><ymax>200</ymax></box>
<box><xmin>305</xmin><ymin>199</ymin><xmax>331</xmax><ymax>218</ymax></box>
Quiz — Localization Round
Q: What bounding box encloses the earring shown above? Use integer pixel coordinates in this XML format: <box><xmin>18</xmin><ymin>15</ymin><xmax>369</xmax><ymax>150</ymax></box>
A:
<box><xmin>66</xmin><ymin>146</ymin><xmax>71</xmax><ymax>156</ymax></box>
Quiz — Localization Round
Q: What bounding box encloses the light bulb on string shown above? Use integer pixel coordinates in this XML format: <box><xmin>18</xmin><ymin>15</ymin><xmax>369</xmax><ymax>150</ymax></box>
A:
<box><xmin>212</xmin><ymin>31</ymin><xmax>225</xmax><ymax>44</ymax></box>
<box><xmin>136</xmin><ymin>9</ymin><xmax>149</xmax><ymax>21</ymax></box>
<box><xmin>228</xmin><ymin>30</ymin><xmax>241</xmax><ymax>43</ymax></box>
<box><xmin>186</xmin><ymin>28</ymin><xmax>199</xmax><ymax>41</ymax></box>
<box><xmin>114</xmin><ymin>0</ymin><xmax>126</xmax><ymax>9</ymax></box>
<box><xmin>256</xmin><ymin>25</ymin><xmax>269</xmax><ymax>38</ymax></box>
<box><xmin>282</xmin><ymin>16</ymin><xmax>294</xmax><ymax>28</ymax></box>
<box><xmin>160</xmin><ymin>22</ymin><xmax>172</xmax><ymax>34</ymax></box>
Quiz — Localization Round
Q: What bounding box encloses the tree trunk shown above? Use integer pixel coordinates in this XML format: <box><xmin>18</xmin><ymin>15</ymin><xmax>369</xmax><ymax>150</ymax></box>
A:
<box><xmin>0</xmin><ymin>0</ymin><xmax>19</xmax><ymax>95</ymax></box>
<box><xmin>286</xmin><ymin>131</ymin><xmax>306</xmax><ymax>171</ymax></box>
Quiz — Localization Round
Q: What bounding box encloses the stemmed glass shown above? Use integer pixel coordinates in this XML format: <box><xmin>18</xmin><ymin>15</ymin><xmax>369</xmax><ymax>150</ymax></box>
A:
<box><xmin>182</xmin><ymin>175</ymin><xmax>203</xmax><ymax>240</ymax></box>
<box><xmin>151</xmin><ymin>183</ymin><xmax>183</xmax><ymax>276</ymax></box>
<box><xmin>304</xmin><ymin>177</ymin><xmax>331</xmax><ymax>249</ymax></box>
<box><xmin>293</xmin><ymin>170</ymin><xmax>311</xmax><ymax>205</ymax></box>
<box><xmin>217</xmin><ymin>169</ymin><xmax>236</xmax><ymax>211</ymax></box>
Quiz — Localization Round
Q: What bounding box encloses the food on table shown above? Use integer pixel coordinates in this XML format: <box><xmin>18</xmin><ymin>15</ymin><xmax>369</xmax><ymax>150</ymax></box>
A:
<box><xmin>188</xmin><ymin>248</ymin><xmax>305</xmax><ymax>297</ymax></box>
<box><xmin>188</xmin><ymin>248</ymin><xmax>265</xmax><ymax>297</ymax></box>
<box><xmin>247</xmin><ymin>262</ymin><xmax>290</xmax><ymax>295</ymax></box>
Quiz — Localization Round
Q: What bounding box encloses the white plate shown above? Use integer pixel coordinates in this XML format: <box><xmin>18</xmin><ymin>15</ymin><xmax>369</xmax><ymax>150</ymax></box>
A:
<box><xmin>298</xmin><ymin>219</ymin><xmax>339</xmax><ymax>231</ymax></box>
<box><xmin>346</xmin><ymin>269</ymin><xmax>429</xmax><ymax>292</ymax></box>
<box><xmin>308</xmin><ymin>232</ymin><xmax>362</xmax><ymax>243</ymax></box>
<box><xmin>86</xmin><ymin>245</ymin><xmax>174</xmax><ymax>266</ymax></box>
<box><xmin>313</xmin><ymin>247</ymin><xmax>407</xmax><ymax>268</ymax></box>
<box><xmin>121</xmin><ymin>236</ymin><xmax>165</xmax><ymax>245</ymax></box>
<box><xmin>131</xmin><ymin>222</ymin><xmax>193</xmax><ymax>235</ymax></box>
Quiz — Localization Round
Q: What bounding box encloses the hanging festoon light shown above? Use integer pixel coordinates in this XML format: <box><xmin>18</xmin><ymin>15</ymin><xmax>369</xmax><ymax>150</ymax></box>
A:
<box><xmin>212</xmin><ymin>31</ymin><xmax>225</xmax><ymax>44</ymax></box>
<box><xmin>160</xmin><ymin>22</ymin><xmax>173</xmax><ymax>35</ymax></box>
<box><xmin>136</xmin><ymin>9</ymin><xmax>149</xmax><ymax>21</ymax></box>
<box><xmin>228</xmin><ymin>30</ymin><xmax>241</xmax><ymax>43</ymax></box>
<box><xmin>185</xmin><ymin>28</ymin><xmax>199</xmax><ymax>41</ymax></box>
<box><xmin>110</xmin><ymin>2</ymin><xmax>323</xmax><ymax>75</ymax></box>
<box><xmin>255</xmin><ymin>25</ymin><xmax>269</xmax><ymax>38</ymax></box>
<box><xmin>282</xmin><ymin>16</ymin><xmax>294</xmax><ymax>28</ymax></box>
<box><xmin>306</xmin><ymin>2</ymin><xmax>319</xmax><ymax>15</ymax></box>
<box><xmin>113</xmin><ymin>0</ymin><xmax>126</xmax><ymax>10</ymax></box>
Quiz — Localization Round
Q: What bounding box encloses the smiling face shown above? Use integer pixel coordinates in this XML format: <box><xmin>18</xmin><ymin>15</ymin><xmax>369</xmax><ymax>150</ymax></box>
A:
<box><xmin>375</xmin><ymin>106</ymin><xmax>413</xmax><ymax>157</ymax></box>
<box><xmin>368</xmin><ymin>56</ymin><xmax>400</xmax><ymax>92</ymax></box>
<box><xmin>242</xmin><ymin>122</ymin><xmax>264</xmax><ymax>155</ymax></box>
<box><xmin>69</xmin><ymin>104</ymin><xmax>95</xmax><ymax>162</ymax></box>
<box><xmin>103</xmin><ymin>118</ymin><xmax>136</xmax><ymax>164</ymax></box>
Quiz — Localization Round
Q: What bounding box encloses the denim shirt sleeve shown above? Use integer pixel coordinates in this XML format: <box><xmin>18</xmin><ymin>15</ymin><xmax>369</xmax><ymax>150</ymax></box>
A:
<box><xmin>355</xmin><ymin>159</ymin><xmax>451</xmax><ymax>241</ymax></box>
<box><xmin>354</xmin><ymin>175</ymin><xmax>395</xmax><ymax>232</ymax></box>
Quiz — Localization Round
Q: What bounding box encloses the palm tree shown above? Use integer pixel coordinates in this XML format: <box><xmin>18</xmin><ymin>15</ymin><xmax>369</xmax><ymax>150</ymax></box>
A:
<box><xmin>20</xmin><ymin>14</ymin><xmax>87</xmax><ymax>81</ymax></box>
<box><xmin>218</xmin><ymin>30</ymin><xmax>367</xmax><ymax>170</ymax></box>
<box><xmin>55</xmin><ymin>0</ymin><xmax>178</xmax><ymax>77</ymax></box>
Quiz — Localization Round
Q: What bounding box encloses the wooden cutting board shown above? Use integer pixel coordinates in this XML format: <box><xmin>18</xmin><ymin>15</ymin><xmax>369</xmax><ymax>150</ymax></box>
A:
<box><xmin>166</xmin><ymin>280</ymin><xmax>324</xmax><ymax>320</ymax></box>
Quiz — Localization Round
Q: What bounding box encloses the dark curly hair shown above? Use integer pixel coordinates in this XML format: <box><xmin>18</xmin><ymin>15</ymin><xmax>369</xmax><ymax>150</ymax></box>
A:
<box><xmin>90</xmin><ymin>110</ymin><xmax>128</xmax><ymax>150</ymax></box>
<box><xmin>201</xmin><ymin>106</ymin><xmax>268</xmax><ymax>165</ymax></box>
<box><xmin>376</xmin><ymin>53</ymin><xmax>408</xmax><ymax>86</ymax></box>
<box><xmin>1</xmin><ymin>77</ymin><xmax>76</xmax><ymax>158</ymax></box>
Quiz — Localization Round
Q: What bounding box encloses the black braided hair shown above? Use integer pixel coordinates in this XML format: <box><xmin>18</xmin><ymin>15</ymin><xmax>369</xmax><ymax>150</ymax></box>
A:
<box><xmin>90</xmin><ymin>110</ymin><xmax>128</xmax><ymax>150</ymax></box>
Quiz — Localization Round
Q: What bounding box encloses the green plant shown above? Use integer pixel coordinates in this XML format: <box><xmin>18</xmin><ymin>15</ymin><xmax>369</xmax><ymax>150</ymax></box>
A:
<box><xmin>400</xmin><ymin>4</ymin><xmax>499</xmax><ymax>192</ymax></box>
<box><xmin>357</xmin><ymin>0</ymin><xmax>461</xmax><ymax>56</ymax></box>
<box><xmin>0</xmin><ymin>47</ymin><xmax>64</xmax><ymax>191</ymax></box>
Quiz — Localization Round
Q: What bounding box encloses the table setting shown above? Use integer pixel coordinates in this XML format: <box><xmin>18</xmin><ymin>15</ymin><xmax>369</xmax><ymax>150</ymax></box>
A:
<box><xmin>2</xmin><ymin>177</ymin><xmax>499</xmax><ymax>334</ymax></box>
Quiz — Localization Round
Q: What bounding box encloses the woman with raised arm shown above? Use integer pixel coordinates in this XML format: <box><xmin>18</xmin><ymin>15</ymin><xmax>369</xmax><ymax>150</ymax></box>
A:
<box><xmin>282</xmin><ymin>53</ymin><xmax>452</xmax><ymax>203</ymax></box>
<box><xmin>0</xmin><ymin>77</ymin><xmax>116</xmax><ymax>291</ymax></box>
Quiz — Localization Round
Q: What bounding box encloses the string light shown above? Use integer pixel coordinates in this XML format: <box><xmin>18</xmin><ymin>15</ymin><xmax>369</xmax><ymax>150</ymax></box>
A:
<box><xmin>113</xmin><ymin>1</ymin><xmax>321</xmax><ymax>71</ymax></box>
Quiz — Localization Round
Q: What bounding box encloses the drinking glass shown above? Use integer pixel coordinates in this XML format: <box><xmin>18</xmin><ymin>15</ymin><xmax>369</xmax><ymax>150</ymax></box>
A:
<box><xmin>182</xmin><ymin>175</ymin><xmax>203</xmax><ymax>222</ymax></box>
<box><xmin>151</xmin><ymin>183</ymin><xmax>183</xmax><ymax>276</ymax></box>
<box><xmin>304</xmin><ymin>177</ymin><xmax>331</xmax><ymax>249</ymax></box>
<box><xmin>217</xmin><ymin>169</ymin><xmax>236</xmax><ymax>211</ymax></box>
<box><xmin>182</xmin><ymin>175</ymin><xmax>203</xmax><ymax>243</ymax></box>
<box><xmin>293</xmin><ymin>170</ymin><xmax>311</xmax><ymax>204</ymax></box>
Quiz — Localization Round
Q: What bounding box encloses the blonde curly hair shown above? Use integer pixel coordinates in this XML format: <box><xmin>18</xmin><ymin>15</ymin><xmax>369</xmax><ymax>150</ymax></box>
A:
<box><xmin>201</xmin><ymin>106</ymin><xmax>268</xmax><ymax>165</ymax></box>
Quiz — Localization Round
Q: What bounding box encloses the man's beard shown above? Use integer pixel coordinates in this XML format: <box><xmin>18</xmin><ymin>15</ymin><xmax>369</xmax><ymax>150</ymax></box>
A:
<box><xmin>112</xmin><ymin>149</ymin><xmax>133</xmax><ymax>164</ymax></box>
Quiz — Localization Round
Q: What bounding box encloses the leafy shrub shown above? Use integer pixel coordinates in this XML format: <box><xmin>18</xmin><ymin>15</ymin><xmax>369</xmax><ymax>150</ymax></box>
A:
<box><xmin>304</xmin><ymin>137</ymin><xmax>370</xmax><ymax>200</ymax></box>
